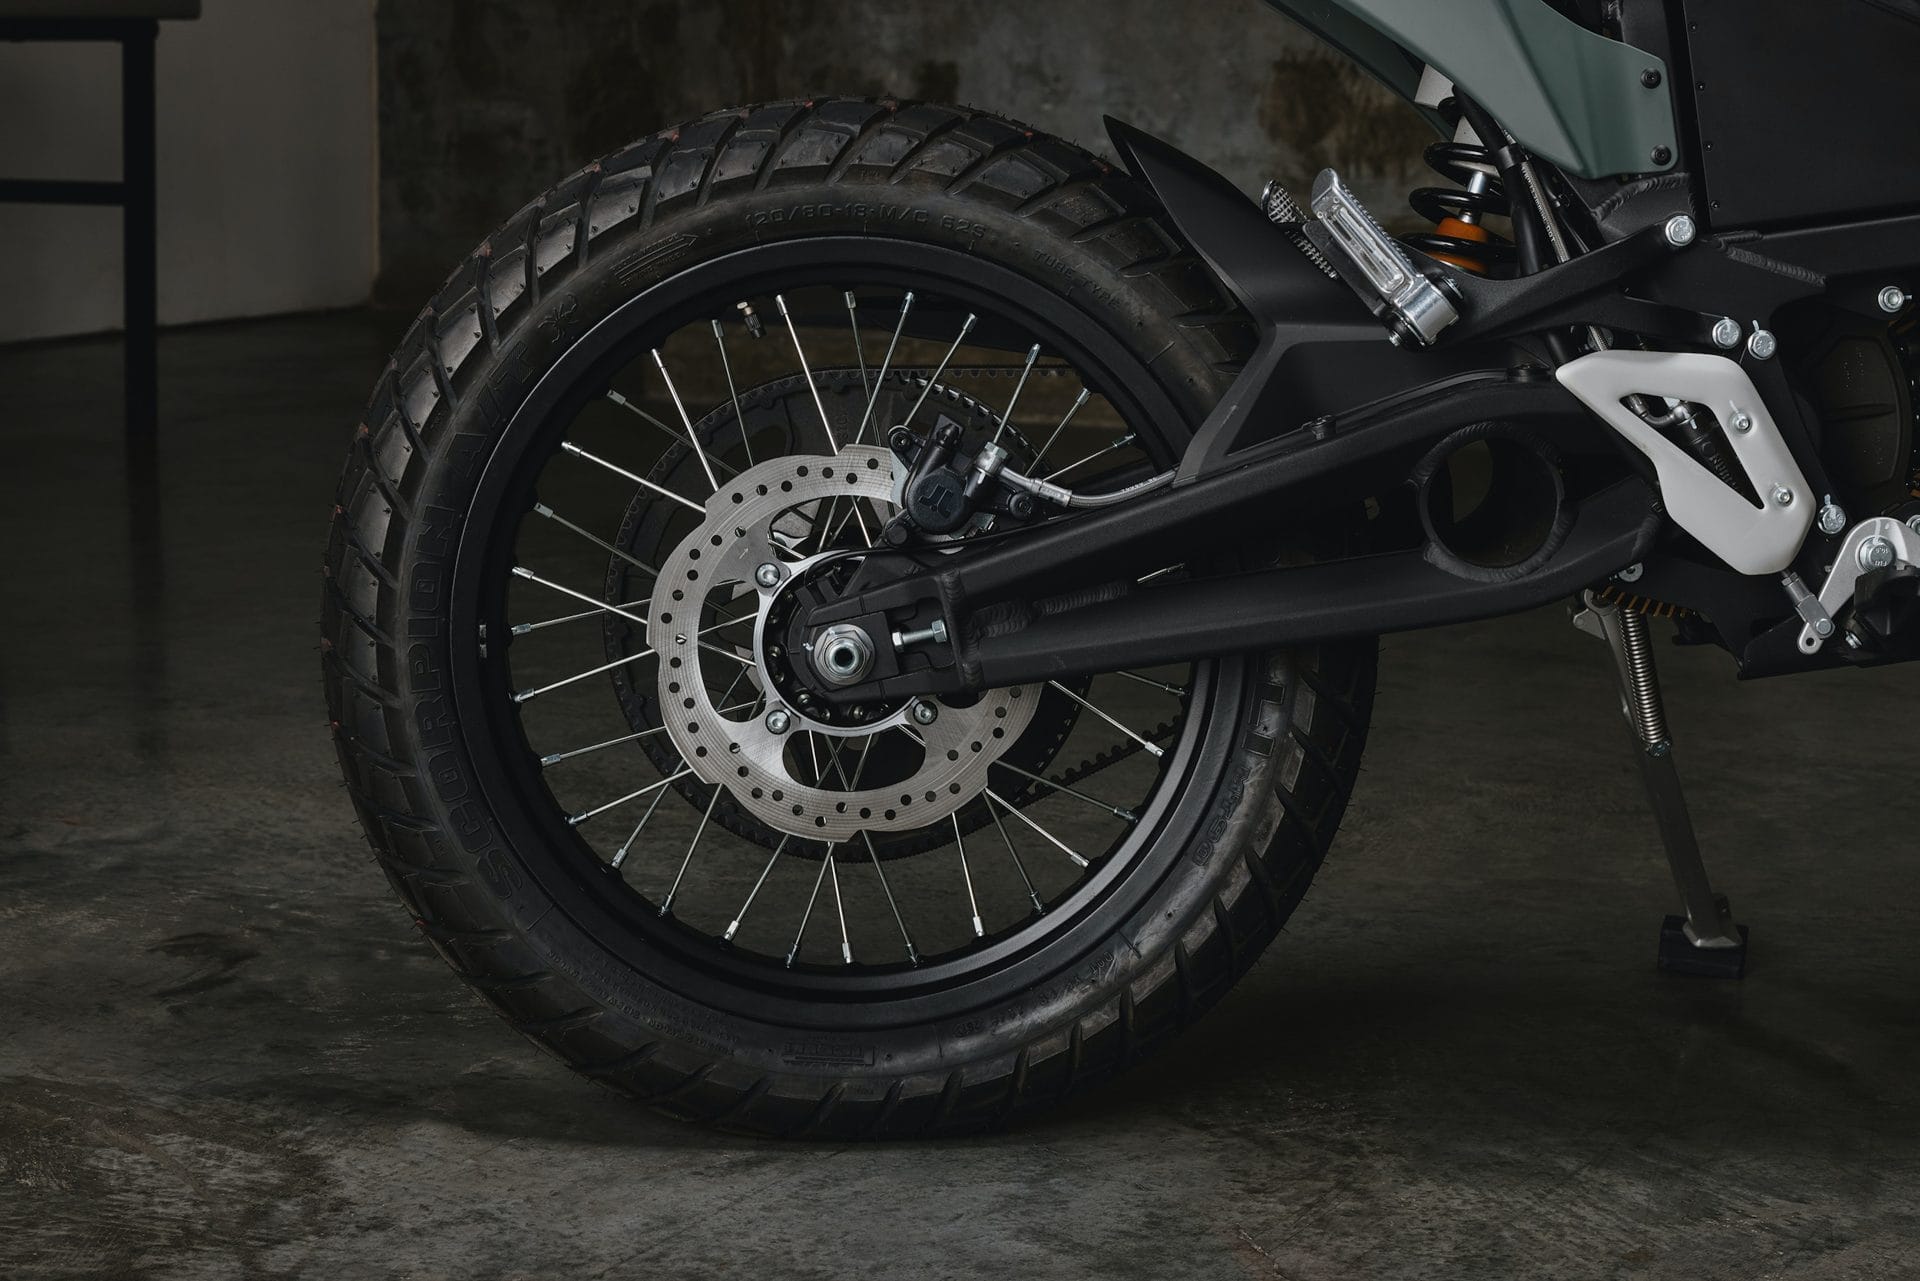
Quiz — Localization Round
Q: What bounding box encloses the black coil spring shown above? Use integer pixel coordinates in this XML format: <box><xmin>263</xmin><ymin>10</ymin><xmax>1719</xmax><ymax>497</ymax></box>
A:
<box><xmin>1402</xmin><ymin>140</ymin><xmax>1518</xmax><ymax>271</ymax></box>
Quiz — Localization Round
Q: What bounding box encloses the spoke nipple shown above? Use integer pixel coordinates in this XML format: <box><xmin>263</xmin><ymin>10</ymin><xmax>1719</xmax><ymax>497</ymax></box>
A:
<box><xmin>906</xmin><ymin>944</ymin><xmax>921</xmax><ymax>966</ymax></box>
<box><xmin>540</xmin><ymin>753</ymin><xmax>560</xmax><ymax>767</ymax></box>
<box><xmin>971</xmin><ymin>915</ymin><xmax>985</xmax><ymax>939</ymax></box>
<box><xmin>567</xmin><ymin>813</ymin><xmax>586</xmax><ymax>827</ymax></box>
<box><xmin>723</xmin><ymin>921</ymin><xmax>740</xmax><ymax>942</ymax></box>
<box><xmin>1029</xmin><ymin>894</ymin><xmax>1046</xmax><ymax>915</ymax></box>
<box><xmin>841</xmin><ymin>943</ymin><xmax>854</xmax><ymax>965</ymax></box>
<box><xmin>785</xmin><ymin>948</ymin><xmax>798</xmax><ymax>969</ymax></box>
<box><xmin>512</xmin><ymin>690</ymin><xmax>533</xmax><ymax>704</ymax></box>
<box><xmin>1116</xmin><ymin>808</ymin><xmax>1140</xmax><ymax>823</ymax></box>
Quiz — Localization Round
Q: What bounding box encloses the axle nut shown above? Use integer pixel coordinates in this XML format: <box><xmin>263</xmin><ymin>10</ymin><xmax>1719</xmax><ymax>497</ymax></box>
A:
<box><xmin>811</xmin><ymin>624</ymin><xmax>875</xmax><ymax>687</ymax></box>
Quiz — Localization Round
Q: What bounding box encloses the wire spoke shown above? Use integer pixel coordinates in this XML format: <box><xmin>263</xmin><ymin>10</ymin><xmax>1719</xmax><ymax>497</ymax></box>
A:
<box><xmin>853</xmin><ymin>290</ymin><xmax>914</xmax><ymax>445</ymax></box>
<box><xmin>514</xmin><ymin>647</ymin><xmax>655</xmax><ymax>704</ymax></box>
<box><xmin>778</xmin><ymin>293</ymin><xmax>871</xmax><ymax>544</ymax></box>
<box><xmin>724</xmin><ymin>835</ymin><xmax>789</xmax><ymax>942</ymax></box>
<box><xmin>561</xmin><ymin>440</ymin><xmax>706</xmax><ymax>514</ymax></box>
<box><xmin>612</xmin><ymin>779</ymin><xmax>675</xmax><ymax>869</ymax></box>
<box><xmin>990</xmin><ymin>757</ymin><xmax>1138</xmax><ymax>822</ymax></box>
<box><xmin>983</xmin><ymin>798</ymin><xmax>1045</xmax><ymax>915</ymax></box>
<box><xmin>827</xmin><ymin>851</ymin><xmax>853</xmax><ymax>965</ymax></box>
<box><xmin>648</xmin><ymin>350</ymin><xmax>721</xmax><ymax>491</ymax></box>
<box><xmin>786</xmin><ymin>848</ymin><xmax>833</xmax><ymax>968</ymax></box>
<box><xmin>1044</xmin><ymin>432</ymin><xmax>1137</xmax><ymax>483</ymax></box>
<box><xmin>604</xmin><ymin>388</ymin><xmax>737</xmax><ymax>484</ymax></box>
<box><xmin>988</xmin><ymin>344</ymin><xmax>1041</xmax><ymax>448</ymax></box>
<box><xmin>540</xmin><ymin>700</ymin><xmax>758</xmax><ymax>768</ymax></box>
<box><xmin>531</xmin><ymin>502</ymin><xmax>658</xmax><ymax>578</ymax></box>
<box><xmin>511</xmin><ymin>565</ymin><xmax>650</xmax><ymax>629</ymax></box>
<box><xmin>1047</xmin><ymin>679</ymin><xmax>1165</xmax><ymax>759</ymax></box>
<box><xmin>711</xmin><ymin>318</ymin><xmax>754</xmax><ymax>465</ymax></box>
<box><xmin>1115</xmin><ymin>669</ymin><xmax>1189</xmax><ymax>697</ymax></box>
<box><xmin>952</xmin><ymin>814</ymin><xmax>984</xmax><ymax>939</ymax></box>
<box><xmin>659</xmin><ymin>785</ymin><xmax>723</xmax><ymax>915</ymax></box>
<box><xmin>1032</xmin><ymin>387</ymin><xmax>1091</xmax><ymax>470</ymax></box>
<box><xmin>859</xmin><ymin>831</ymin><xmax>919</xmax><ymax>965</ymax></box>
<box><xmin>845</xmin><ymin>290</ymin><xmax>869</xmax><ymax>397</ymax></box>
<box><xmin>899</xmin><ymin>312</ymin><xmax>979</xmax><ymax>433</ymax></box>
<box><xmin>985</xmin><ymin>788</ymin><xmax>1087</xmax><ymax>867</ymax></box>
<box><xmin>570</xmin><ymin>767</ymin><xmax>693</xmax><ymax>828</ymax></box>
<box><xmin>512</xmin><ymin>597</ymin><xmax>648</xmax><ymax>637</ymax></box>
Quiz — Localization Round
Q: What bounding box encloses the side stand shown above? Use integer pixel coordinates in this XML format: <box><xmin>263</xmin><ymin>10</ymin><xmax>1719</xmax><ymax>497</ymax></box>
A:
<box><xmin>1578</xmin><ymin>592</ymin><xmax>1748</xmax><ymax>978</ymax></box>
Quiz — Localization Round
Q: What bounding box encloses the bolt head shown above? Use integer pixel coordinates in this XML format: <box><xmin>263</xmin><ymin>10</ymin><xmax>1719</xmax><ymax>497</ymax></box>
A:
<box><xmin>1814</xmin><ymin>617</ymin><xmax>1835</xmax><ymax>637</ymax></box>
<box><xmin>754</xmin><ymin>562</ymin><xmax>783</xmax><ymax>589</ymax></box>
<box><xmin>1772</xmin><ymin>485</ymin><xmax>1795</xmax><ymax>508</ymax></box>
<box><xmin>1747</xmin><ymin>328</ymin><xmax>1778</xmax><ymax>361</ymax></box>
<box><xmin>1618</xmin><ymin>563</ymin><xmax>1645</xmax><ymax>583</ymax></box>
<box><xmin>763</xmin><ymin>708</ymin><xmax>791</xmax><ymax>735</ymax></box>
<box><xmin>1858</xmin><ymin>536</ymin><xmax>1896</xmax><ymax>572</ymax></box>
<box><xmin>1817</xmin><ymin>501</ymin><xmax>1848</xmax><ymax>536</ymax></box>
<box><xmin>1711</xmin><ymin>317</ymin><xmax>1743</xmax><ymax>349</ymax></box>
<box><xmin>1641</xmin><ymin>67</ymin><xmax>1663</xmax><ymax>88</ymax></box>
<box><xmin>1908</xmin><ymin>515</ymin><xmax>1920</xmax><ymax>536</ymax></box>
<box><xmin>1664</xmin><ymin>214</ymin><xmax>1696</xmax><ymax>247</ymax></box>
<box><xmin>910</xmin><ymin>700</ymin><xmax>939</xmax><ymax>726</ymax></box>
<box><xmin>1879</xmin><ymin>285</ymin><xmax>1908</xmax><ymax>314</ymax></box>
<box><xmin>1651</xmin><ymin>145</ymin><xmax>1674</xmax><ymax>167</ymax></box>
<box><xmin>1729</xmin><ymin>410</ymin><xmax>1754</xmax><ymax>433</ymax></box>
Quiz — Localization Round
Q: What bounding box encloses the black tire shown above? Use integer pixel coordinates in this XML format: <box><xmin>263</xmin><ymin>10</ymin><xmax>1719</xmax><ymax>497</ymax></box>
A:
<box><xmin>323</xmin><ymin>98</ymin><xmax>1377</xmax><ymax>1137</ymax></box>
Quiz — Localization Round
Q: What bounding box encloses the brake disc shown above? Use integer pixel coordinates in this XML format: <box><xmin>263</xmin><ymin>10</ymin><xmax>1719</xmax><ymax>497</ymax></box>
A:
<box><xmin>651</xmin><ymin>444</ymin><xmax>1038</xmax><ymax>841</ymax></box>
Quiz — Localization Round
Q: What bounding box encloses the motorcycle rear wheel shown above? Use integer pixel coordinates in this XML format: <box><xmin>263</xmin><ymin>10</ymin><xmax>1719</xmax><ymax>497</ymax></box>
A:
<box><xmin>323</xmin><ymin>99</ymin><xmax>1376</xmax><ymax>1136</ymax></box>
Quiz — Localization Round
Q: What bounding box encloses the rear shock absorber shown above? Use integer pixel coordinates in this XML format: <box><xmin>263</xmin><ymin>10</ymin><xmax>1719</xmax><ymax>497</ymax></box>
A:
<box><xmin>1403</xmin><ymin>139</ymin><xmax>1517</xmax><ymax>276</ymax></box>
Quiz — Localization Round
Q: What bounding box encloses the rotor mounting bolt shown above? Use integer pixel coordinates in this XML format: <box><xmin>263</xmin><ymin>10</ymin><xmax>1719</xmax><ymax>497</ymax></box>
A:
<box><xmin>1729</xmin><ymin>410</ymin><xmax>1754</xmax><ymax>433</ymax></box>
<box><xmin>1747</xmin><ymin>327</ymin><xmax>1778</xmax><ymax>361</ymax></box>
<box><xmin>763</xmin><ymin>707</ymin><xmax>792</xmax><ymax>735</ymax></box>
<box><xmin>1878</xmin><ymin>285</ymin><xmax>1908</xmax><ymax>314</ymax></box>
<box><xmin>754</xmin><ymin>562</ymin><xmax>783</xmax><ymax>589</ymax></box>
<box><xmin>1771</xmin><ymin>485</ymin><xmax>1795</xmax><ymax>507</ymax></box>
<box><xmin>1816</xmin><ymin>497</ymin><xmax>1848</xmax><ymax>536</ymax></box>
<box><xmin>910</xmin><ymin>700</ymin><xmax>940</xmax><ymax>726</ymax></box>
<box><xmin>1663</xmin><ymin>214</ymin><xmax>1696</xmax><ymax>248</ymax></box>
<box><xmin>1710</xmin><ymin>317</ymin><xmax>1743</xmax><ymax>349</ymax></box>
<box><xmin>1858</xmin><ymin>536</ymin><xmax>1897</xmax><ymax>572</ymax></box>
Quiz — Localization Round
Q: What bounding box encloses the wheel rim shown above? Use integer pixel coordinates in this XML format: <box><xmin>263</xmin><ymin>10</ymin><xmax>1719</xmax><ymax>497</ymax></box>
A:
<box><xmin>447</xmin><ymin>238</ymin><xmax>1251</xmax><ymax>1014</ymax></box>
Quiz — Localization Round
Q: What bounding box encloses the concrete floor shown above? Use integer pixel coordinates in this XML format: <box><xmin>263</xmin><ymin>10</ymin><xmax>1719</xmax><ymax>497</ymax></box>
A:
<box><xmin>4</xmin><ymin>312</ymin><xmax>1920</xmax><ymax>1280</ymax></box>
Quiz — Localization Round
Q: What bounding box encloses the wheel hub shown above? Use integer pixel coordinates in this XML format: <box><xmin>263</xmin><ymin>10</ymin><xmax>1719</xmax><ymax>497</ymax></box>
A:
<box><xmin>653</xmin><ymin>445</ymin><xmax>1037</xmax><ymax>841</ymax></box>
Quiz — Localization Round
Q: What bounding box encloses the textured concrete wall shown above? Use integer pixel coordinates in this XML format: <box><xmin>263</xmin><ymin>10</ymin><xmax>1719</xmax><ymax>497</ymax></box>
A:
<box><xmin>376</xmin><ymin>0</ymin><xmax>1434</xmax><ymax>303</ymax></box>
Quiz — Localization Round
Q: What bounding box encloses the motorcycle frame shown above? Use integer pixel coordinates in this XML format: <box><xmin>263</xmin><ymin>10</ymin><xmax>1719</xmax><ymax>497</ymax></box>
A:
<box><xmin>801</xmin><ymin>0</ymin><xmax>1920</xmax><ymax>701</ymax></box>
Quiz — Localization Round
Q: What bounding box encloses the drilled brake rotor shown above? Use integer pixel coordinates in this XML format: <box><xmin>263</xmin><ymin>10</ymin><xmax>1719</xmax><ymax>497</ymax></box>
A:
<box><xmin>651</xmin><ymin>445</ymin><xmax>1038</xmax><ymax>841</ymax></box>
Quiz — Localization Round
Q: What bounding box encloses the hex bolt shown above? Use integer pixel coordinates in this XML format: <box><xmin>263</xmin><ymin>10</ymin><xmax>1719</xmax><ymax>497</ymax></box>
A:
<box><xmin>1747</xmin><ymin>327</ymin><xmax>1779</xmax><ymax>361</ymax></box>
<box><xmin>1858</xmin><ymin>536</ymin><xmax>1896</xmax><ymax>572</ymax></box>
<box><xmin>763</xmin><ymin>707</ymin><xmax>792</xmax><ymax>735</ymax></box>
<box><xmin>1711</xmin><ymin>317</ymin><xmax>1743</xmax><ymax>349</ymax></box>
<box><xmin>890</xmin><ymin>618</ymin><xmax>950</xmax><ymax>650</ymax></box>
<box><xmin>1618</xmin><ymin>563</ymin><xmax>1645</xmax><ymax>583</ymax></box>
<box><xmin>1879</xmin><ymin>285</ymin><xmax>1909</xmax><ymax>314</ymax></box>
<box><xmin>910</xmin><ymin>700</ymin><xmax>940</xmax><ymax>726</ymax></box>
<box><xmin>1908</xmin><ymin>515</ymin><xmax>1920</xmax><ymax>537</ymax></box>
<box><xmin>1816</xmin><ymin>497</ymin><xmax>1848</xmax><ymax>536</ymax></box>
<box><xmin>1663</xmin><ymin>214</ymin><xmax>1696</xmax><ymax>248</ymax></box>
<box><xmin>1772</xmin><ymin>485</ymin><xmax>1795</xmax><ymax>507</ymax></box>
<box><xmin>1729</xmin><ymin>410</ymin><xmax>1754</xmax><ymax>433</ymax></box>
<box><xmin>754</xmin><ymin>562</ymin><xmax>783</xmax><ymax>589</ymax></box>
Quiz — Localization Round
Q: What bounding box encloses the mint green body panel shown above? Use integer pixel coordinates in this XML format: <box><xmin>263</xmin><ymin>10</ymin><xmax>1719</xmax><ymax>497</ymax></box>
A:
<box><xmin>1265</xmin><ymin>0</ymin><xmax>1676</xmax><ymax>179</ymax></box>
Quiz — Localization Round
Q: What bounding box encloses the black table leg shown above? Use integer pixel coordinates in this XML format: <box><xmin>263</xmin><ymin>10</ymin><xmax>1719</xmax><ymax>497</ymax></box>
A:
<box><xmin>121</xmin><ymin>19</ymin><xmax>158</xmax><ymax>441</ymax></box>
